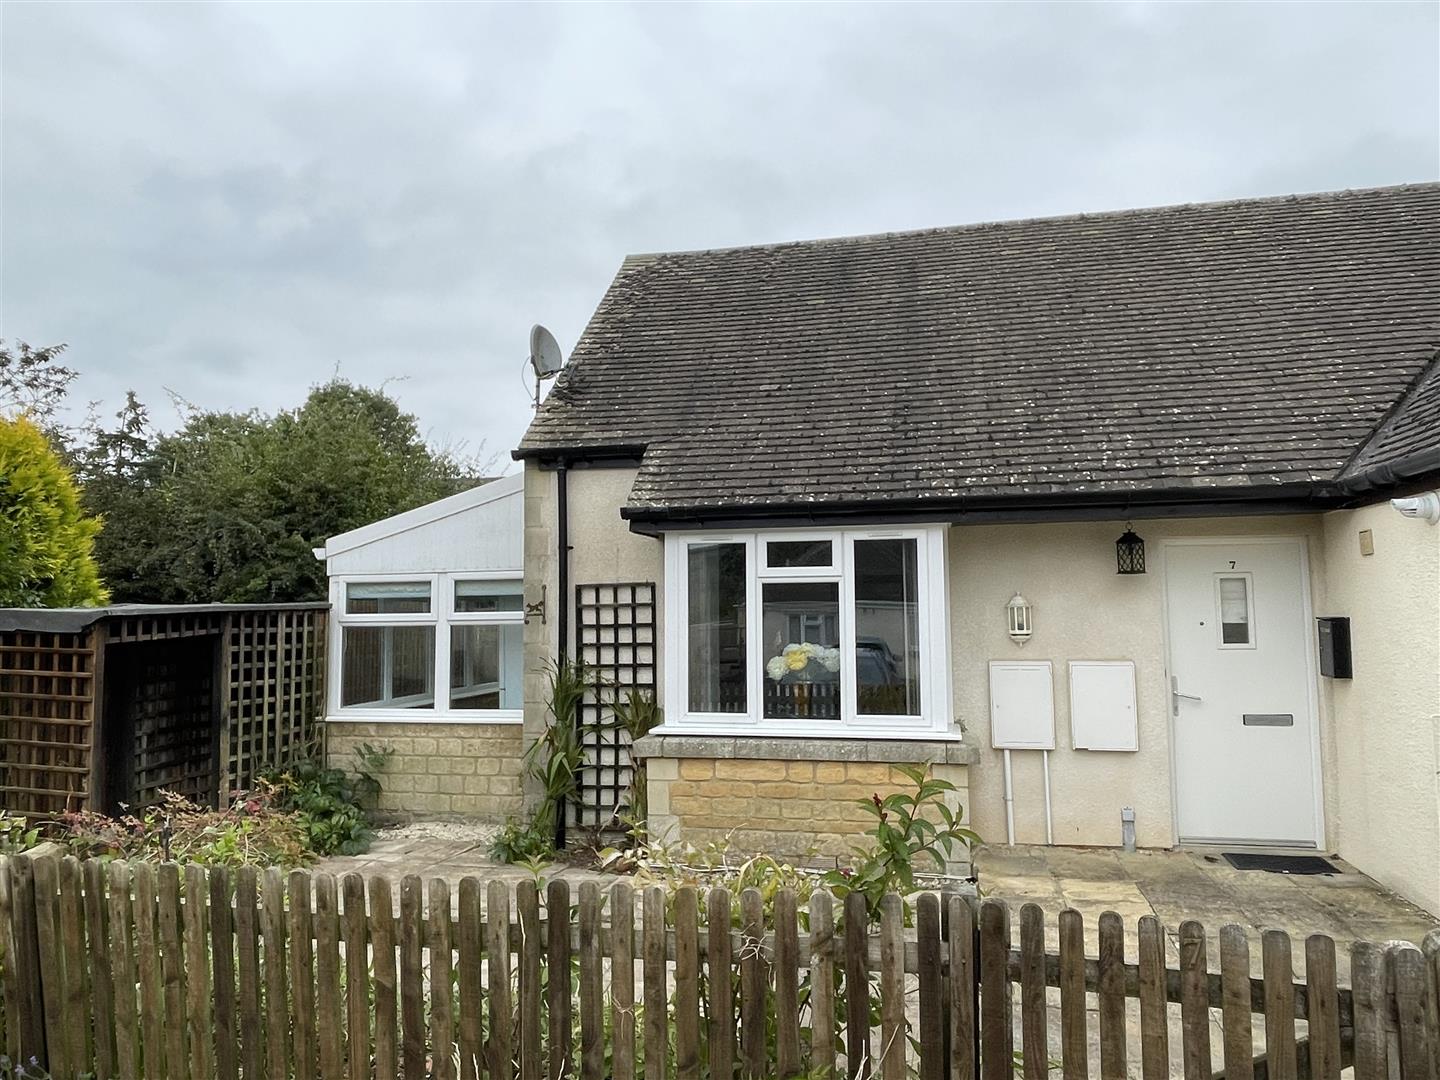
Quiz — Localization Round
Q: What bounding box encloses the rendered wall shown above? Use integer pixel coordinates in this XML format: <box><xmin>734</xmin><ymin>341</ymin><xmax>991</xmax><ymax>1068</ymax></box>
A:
<box><xmin>1318</xmin><ymin>499</ymin><xmax>1440</xmax><ymax>915</ymax></box>
<box><xmin>327</xmin><ymin>720</ymin><xmax>524</xmax><ymax>821</ymax></box>
<box><xmin>521</xmin><ymin>462</ymin><xmax>664</xmax><ymax>810</ymax></box>
<box><xmin>952</xmin><ymin>514</ymin><xmax>1330</xmax><ymax>851</ymax></box>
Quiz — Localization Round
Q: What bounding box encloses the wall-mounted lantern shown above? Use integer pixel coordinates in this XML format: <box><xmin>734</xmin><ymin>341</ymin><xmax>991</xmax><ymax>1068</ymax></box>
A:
<box><xmin>1116</xmin><ymin>526</ymin><xmax>1146</xmax><ymax>575</ymax></box>
<box><xmin>1006</xmin><ymin>593</ymin><xmax>1033</xmax><ymax>644</ymax></box>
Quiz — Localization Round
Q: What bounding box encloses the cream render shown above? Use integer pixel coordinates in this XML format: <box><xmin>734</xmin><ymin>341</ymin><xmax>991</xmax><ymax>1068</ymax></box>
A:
<box><xmin>1317</xmin><ymin>499</ymin><xmax>1440</xmax><ymax>913</ymax></box>
<box><xmin>523</xmin><ymin>461</ymin><xmax>1440</xmax><ymax>913</ymax></box>
<box><xmin>954</xmin><ymin>514</ymin><xmax>1333</xmax><ymax>851</ymax></box>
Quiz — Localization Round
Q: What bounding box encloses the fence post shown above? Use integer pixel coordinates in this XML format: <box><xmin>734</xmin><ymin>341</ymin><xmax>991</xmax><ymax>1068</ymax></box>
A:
<box><xmin>1351</xmin><ymin>941</ymin><xmax>1389</xmax><ymax>1080</ymax></box>
<box><xmin>547</xmin><ymin>878</ymin><xmax>574</xmax><ymax>1080</ymax></box>
<box><xmin>1018</xmin><ymin>903</ymin><xmax>1047</xmax><ymax>1080</ymax></box>
<box><xmin>705</xmin><ymin>886</ymin><xmax>733</xmax><ymax>1080</ymax></box>
<box><xmin>1097</xmin><ymin>911</ymin><xmax>1128</xmax><ymax>1080</ymax></box>
<box><xmin>1137</xmin><ymin>914</ymin><xmax>1169</xmax><ymax>1080</ymax></box>
<box><xmin>1178</xmin><ymin>920</ymin><xmax>1211</xmax><ymax>1080</ymax></box>
<box><xmin>1059</xmin><ymin>909</ymin><xmax>1088</xmax><ymax>1080</ymax></box>
<box><xmin>978</xmin><ymin>898</ymin><xmax>1012</xmax><ymax>1080</ymax></box>
<box><xmin>517</xmin><ymin>878</ymin><xmax>543</xmax><ymax>1080</ymax></box>
<box><xmin>879</xmin><ymin>893</ymin><xmax>906</xmax><ymax>1080</ymax></box>
<box><xmin>916</xmin><ymin>892</ymin><xmax>945</xmax><ymax>1080</ymax></box>
<box><xmin>844</xmin><ymin>891</ymin><xmax>871</xmax><ymax>1080</ymax></box>
<box><xmin>1389</xmin><ymin>943</ymin><xmax>1432</xmax><ymax>1080</ymax></box>
<box><xmin>612</xmin><ymin>880</ymin><xmax>638</xmax><ymax>1080</ymax></box>
<box><xmin>1422</xmin><ymin>929</ymin><xmax>1440</xmax><ymax>1080</ymax></box>
<box><xmin>946</xmin><ymin>895</ymin><xmax>977</xmax><ymax>1080</ymax></box>
<box><xmin>1262</xmin><ymin>929</ymin><xmax>1297</xmax><ymax>1080</ymax></box>
<box><xmin>1304</xmin><ymin>934</ymin><xmax>1341</xmax><ymax>1080</ymax></box>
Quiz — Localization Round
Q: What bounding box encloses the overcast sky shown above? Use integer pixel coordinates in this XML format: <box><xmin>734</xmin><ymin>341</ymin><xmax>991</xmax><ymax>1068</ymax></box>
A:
<box><xmin>3</xmin><ymin>2</ymin><xmax>1437</xmax><ymax>469</ymax></box>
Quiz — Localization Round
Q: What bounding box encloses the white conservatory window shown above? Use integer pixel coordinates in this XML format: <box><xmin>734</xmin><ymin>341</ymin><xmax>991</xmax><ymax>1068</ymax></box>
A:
<box><xmin>330</xmin><ymin>572</ymin><xmax>524</xmax><ymax>722</ymax></box>
<box><xmin>663</xmin><ymin>526</ymin><xmax>953</xmax><ymax>737</ymax></box>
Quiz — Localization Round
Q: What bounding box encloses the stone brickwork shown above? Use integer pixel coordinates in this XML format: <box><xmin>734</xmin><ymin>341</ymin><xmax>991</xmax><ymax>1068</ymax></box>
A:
<box><xmin>326</xmin><ymin>721</ymin><xmax>524</xmax><ymax>821</ymax></box>
<box><xmin>636</xmin><ymin>736</ymin><xmax>974</xmax><ymax>874</ymax></box>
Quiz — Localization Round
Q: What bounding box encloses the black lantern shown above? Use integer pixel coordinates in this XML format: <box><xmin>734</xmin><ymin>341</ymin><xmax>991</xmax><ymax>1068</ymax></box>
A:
<box><xmin>1116</xmin><ymin>526</ymin><xmax>1146</xmax><ymax>575</ymax></box>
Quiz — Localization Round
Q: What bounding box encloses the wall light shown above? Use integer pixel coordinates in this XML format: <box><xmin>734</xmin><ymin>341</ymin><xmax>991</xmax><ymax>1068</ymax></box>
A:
<box><xmin>1116</xmin><ymin>526</ymin><xmax>1146</xmax><ymax>575</ymax></box>
<box><xmin>1007</xmin><ymin>593</ymin><xmax>1033</xmax><ymax>644</ymax></box>
<box><xmin>1392</xmin><ymin>491</ymin><xmax>1440</xmax><ymax>525</ymax></box>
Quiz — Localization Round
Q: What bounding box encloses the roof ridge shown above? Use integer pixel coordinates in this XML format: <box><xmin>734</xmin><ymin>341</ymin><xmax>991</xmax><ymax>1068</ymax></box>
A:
<box><xmin>619</xmin><ymin>180</ymin><xmax>1440</xmax><ymax>266</ymax></box>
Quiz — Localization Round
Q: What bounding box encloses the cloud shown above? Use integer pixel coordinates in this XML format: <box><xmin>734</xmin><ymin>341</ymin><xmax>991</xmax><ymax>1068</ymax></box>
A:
<box><xmin>2</xmin><ymin>1</ymin><xmax>1436</xmax><ymax>463</ymax></box>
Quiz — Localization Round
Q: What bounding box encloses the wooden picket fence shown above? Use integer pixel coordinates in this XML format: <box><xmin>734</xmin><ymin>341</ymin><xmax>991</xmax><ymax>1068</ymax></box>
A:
<box><xmin>1</xmin><ymin>852</ymin><xmax>1439</xmax><ymax>1080</ymax></box>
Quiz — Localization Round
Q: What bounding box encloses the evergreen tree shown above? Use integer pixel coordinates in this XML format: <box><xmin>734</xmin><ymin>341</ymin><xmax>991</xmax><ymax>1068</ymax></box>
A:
<box><xmin>0</xmin><ymin>414</ymin><xmax>109</xmax><ymax>607</ymax></box>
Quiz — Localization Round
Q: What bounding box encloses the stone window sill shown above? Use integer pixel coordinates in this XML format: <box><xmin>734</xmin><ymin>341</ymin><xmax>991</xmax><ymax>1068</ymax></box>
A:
<box><xmin>632</xmin><ymin>732</ymin><xmax>978</xmax><ymax>765</ymax></box>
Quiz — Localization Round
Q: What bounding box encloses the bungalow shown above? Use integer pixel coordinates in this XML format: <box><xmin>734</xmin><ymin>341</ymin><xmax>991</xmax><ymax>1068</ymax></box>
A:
<box><xmin>514</xmin><ymin>184</ymin><xmax>1440</xmax><ymax>912</ymax></box>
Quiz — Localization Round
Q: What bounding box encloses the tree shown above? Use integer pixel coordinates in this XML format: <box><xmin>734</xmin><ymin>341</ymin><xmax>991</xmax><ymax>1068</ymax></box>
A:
<box><xmin>0</xmin><ymin>414</ymin><xmax>109</xmax><ymax>608</ymax></box>
<box><xmin>89</xmin><ymin>380</ymin><xmax>481</xmax><ymax>603</ymax></box>
<box><xmin>0</xmin><ymin>340</ymin><xmax>77</xmax><ymax>424</ymax></box>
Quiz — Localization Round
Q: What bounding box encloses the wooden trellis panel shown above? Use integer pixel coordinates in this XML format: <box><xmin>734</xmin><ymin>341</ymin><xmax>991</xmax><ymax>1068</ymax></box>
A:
<box><xmin>572</xmin><ymin>582</ymin><xmax>656</xmax><ymax>834</ymax></box>
<box><xmin>225</xmin><ymin>607</ymin><xmax>327</xmax><ymax>797</ymax></box>
<box><xmin>0</xmin><ymin>631</ymin><xmax>97</xmax><ymax>816</ymax></box>
<box><xmin>0</xmin><ymin>605</ymin><xmax>326</xmax><ymax>817</ymax></box>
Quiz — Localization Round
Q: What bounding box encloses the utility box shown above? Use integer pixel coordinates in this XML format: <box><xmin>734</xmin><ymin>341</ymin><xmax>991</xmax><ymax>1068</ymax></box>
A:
<box><xmin>1068</xmin><ymin>661</ymin><xmax>1139</xmax><ymax>751</ymax></box>
<box><xmin>989</xmin><ymin>661</ymin><xmax>1056</xmax><ymax>749</ymax></box>
<box><xmin>1317</xmin><ymin>617</ymin><xmax>1353</xmax><ymax>679</ymax></box>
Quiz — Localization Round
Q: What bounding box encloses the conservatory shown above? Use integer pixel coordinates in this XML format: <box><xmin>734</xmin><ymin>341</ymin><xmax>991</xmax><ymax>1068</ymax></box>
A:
<box><xmin>314</xmin><ymin>472</ymin><xmax>529</xmax><ymax>821</ymax></box>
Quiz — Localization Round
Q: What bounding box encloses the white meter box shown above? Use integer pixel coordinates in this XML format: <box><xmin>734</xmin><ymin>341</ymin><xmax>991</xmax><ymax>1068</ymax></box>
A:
<box><xmin>988</xmin><ymin>661</ymin><xmax>1055</xmax><ymax>750</ymax></box>
<box><xmin>1068</xmin><ymin>660</ymin><xmax>1138</xmax><ymax>751</ymax></box>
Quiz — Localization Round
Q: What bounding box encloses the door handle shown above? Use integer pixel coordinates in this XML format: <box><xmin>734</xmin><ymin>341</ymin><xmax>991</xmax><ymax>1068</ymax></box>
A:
<box><xmin>1171</xmin><ymin>675</ymin><xmax>1202</xmax><ymax>716</ymax></box>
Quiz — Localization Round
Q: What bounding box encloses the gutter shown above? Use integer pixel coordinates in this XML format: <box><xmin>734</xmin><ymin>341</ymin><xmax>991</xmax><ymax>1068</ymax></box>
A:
<box><xmin>1337</xmin><ymin>446</ymin><xmax>1440</xmax><ymax>494</ymax></box>
<box><xmin>620</xmin><ymin>482</ymin><xmax>1351</xmax><ymax>535</ymax></box>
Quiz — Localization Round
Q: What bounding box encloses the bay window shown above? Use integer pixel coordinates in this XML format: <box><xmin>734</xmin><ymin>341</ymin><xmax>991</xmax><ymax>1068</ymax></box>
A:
<box><xmin>330</xmin><ymin>572</ymin><xmax>524</xmax><ymax>722</ymax></box>
<box><xmin>663</xmin><ymin>525</ymin><xmax>952</xmax><ymax>736</ymax></box>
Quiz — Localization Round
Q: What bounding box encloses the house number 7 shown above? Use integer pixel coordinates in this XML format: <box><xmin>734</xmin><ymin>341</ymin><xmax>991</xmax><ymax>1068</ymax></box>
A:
<box><xmin>1228</xmin><ymin>561</ymin><xmax>1236</xmax><ymax>569</ymax></box>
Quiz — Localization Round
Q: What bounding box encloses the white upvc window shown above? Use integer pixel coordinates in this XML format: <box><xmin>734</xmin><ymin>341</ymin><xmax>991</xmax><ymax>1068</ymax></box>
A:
<box><xmin>329</xmin><ymin>570</ymin><xmax>524</xmax><ymax>723</ymax></box>
<box><xmin>661</xmin><ymin>525</ymin><xmax>954</xmax><ymax>738</ymax></box>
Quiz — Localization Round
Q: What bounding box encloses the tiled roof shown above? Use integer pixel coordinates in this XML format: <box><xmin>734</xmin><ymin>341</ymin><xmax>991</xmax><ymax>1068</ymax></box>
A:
<box><xmin>517</xmin><ymin>184</ymin><xmax>1440</xmax><ymax>514</ymax></box>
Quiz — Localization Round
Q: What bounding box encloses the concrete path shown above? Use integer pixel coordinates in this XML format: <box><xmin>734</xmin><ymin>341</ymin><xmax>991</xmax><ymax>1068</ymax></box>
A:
<box><xmin>975</xmin><ymin>843</ymin><xmax>1436</xmax><ymax>982</ymax></box>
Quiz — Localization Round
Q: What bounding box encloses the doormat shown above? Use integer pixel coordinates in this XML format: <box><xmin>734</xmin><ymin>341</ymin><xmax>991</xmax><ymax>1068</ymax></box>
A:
<box><xmin>1222</xmin><ymin>852</ymin><xmax>1340</xmax><ymax>875</ymax></box>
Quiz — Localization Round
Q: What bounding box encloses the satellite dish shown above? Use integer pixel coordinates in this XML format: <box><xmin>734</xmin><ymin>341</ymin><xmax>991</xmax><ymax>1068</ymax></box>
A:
<box><xmin>529</xmin><ymin>324</ymin><xmax>565</xmax><ymax>380</ymax></box>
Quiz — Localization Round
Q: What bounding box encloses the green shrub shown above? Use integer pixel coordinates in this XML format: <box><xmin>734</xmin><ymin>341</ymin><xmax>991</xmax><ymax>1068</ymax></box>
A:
<box><xmin>0</xmin><ymin>413</ymin><xmax>108</xmax><ymax>607</ymax></box>
<box><xmin>0</xmin><ymin>811</ymin><xmax>41</xmax><ymax>854</ymax></box>
<box><xmin>55</xmin><ymin>787</ymin><xmax>311</xmax><ymax>867</ymax></box>
<box><xmin>491</xmin><ymin>657</ymin><xmax>594</xmax><ymax>864</ymax></box>
<box><xmin>259</xmin><ymin>747</ymin><xmax>392</xmax><ymax>856</ymax></box>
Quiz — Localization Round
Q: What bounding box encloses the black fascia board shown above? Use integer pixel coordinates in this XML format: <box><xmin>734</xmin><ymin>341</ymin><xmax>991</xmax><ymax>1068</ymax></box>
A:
<box><xmin>621</xmin><ymin>483</ymin><xmax>1348</xmax><ymax>536</ymax></box>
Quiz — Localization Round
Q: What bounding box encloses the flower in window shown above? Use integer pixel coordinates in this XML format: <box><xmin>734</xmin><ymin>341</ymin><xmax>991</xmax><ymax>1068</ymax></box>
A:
<box><xmin>765</xmin><ymin>655</ymin><xmax>788</xmax><ymax>681</ymax></box>
<box><xmin>783</xmin><ymin>644</ymin><xmax>811</xmax><ymax>671</ymax></box>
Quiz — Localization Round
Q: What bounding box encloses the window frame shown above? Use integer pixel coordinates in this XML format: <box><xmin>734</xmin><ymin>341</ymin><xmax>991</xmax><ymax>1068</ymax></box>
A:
<box><xmin>1213</xmin><ymin>571</ymin><xmax>1258</xmax><ymax>651</ymax></box>
<box><xmin>662</xmin><ymin>525</ymin><xmax>954</xmax><ymax>738</ymax></box>
<box><xmin>329</xmin><ymin>569</ymin><xmax>525</xmax><ymax>724</ymax></box>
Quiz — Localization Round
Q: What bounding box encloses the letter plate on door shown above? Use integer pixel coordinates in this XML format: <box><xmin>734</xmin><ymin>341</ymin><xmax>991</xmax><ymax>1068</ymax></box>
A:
<box><xmin>1242</xmin><ymin>713</ymin><xmax>1294</xmax><ymax>727</ymax></box>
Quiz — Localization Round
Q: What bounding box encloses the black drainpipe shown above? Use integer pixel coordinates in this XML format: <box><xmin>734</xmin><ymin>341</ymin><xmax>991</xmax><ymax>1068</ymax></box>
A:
<box><xmin>554</xmin><ymin>460</ymin><xmax>570</xmax><ymax>848</ymax></box>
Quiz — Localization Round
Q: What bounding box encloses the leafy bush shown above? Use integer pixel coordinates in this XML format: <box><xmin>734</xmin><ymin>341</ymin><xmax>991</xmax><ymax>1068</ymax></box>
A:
<box><xmin>0</xmin><ymin>413</ymin><xmax>108</xmax><ymax>607</ymax></box>
<box><xmin>0</xmin><ymin>811</ymin><xmax>41</xmax><ymax>855</ymax></box>
<box><xmin>609</xmin><ymin>688</ymin><xmax>662</xmax><ymax>831</ymax></box>
<box><xmin>489</xmin><ymin>816</ymin><xmax>555</xmax><ymax>864</ymax></box>
<box><xmin>259</xmin><ymin>743</ymin><xmax>392</xmax><ymax>856</ymax></box>
<box><xmin>600</xmin><ymin>763</ymin><xmax>980</xmax><ymax>1074</ymax></box>
<box><xmin>491</xmin><ymin>658</ymin><xmax>593</xmax><ymax>863</ymax></box>
<box><xmin>820</xmin><ymin>762</ymin><xmax>980</xmax><ymax>920</ymax></box>
<box><xmin>54</xmin><ymin>787</ymin><xmax>310</xmax><ymax>867</ymax></box>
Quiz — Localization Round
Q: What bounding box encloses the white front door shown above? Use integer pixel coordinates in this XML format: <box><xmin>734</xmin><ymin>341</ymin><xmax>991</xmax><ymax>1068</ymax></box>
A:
<box><xmin>1164</xmin><ymin>539</ymin><xmax>1321</xmax><ymax>846</ymax></box>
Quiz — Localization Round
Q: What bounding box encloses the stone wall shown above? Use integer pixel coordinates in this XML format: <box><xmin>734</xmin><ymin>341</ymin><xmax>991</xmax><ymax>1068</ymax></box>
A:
<box><xmin>326</xmin><ymin>721</ymin><xmax>525</xmax><ymax>821</ymax></box>
<box><xmin>636</xmin><ymin>735</ymin><xmax>975</xmax><ymax>873</ymax></box>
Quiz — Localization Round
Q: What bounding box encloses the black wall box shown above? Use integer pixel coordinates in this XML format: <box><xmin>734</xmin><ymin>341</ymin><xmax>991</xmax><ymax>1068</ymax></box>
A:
<box><xmin>1317</xmin><ymin>617</ymin><xmax>1353</xmax><ymax>679</ymax></box>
